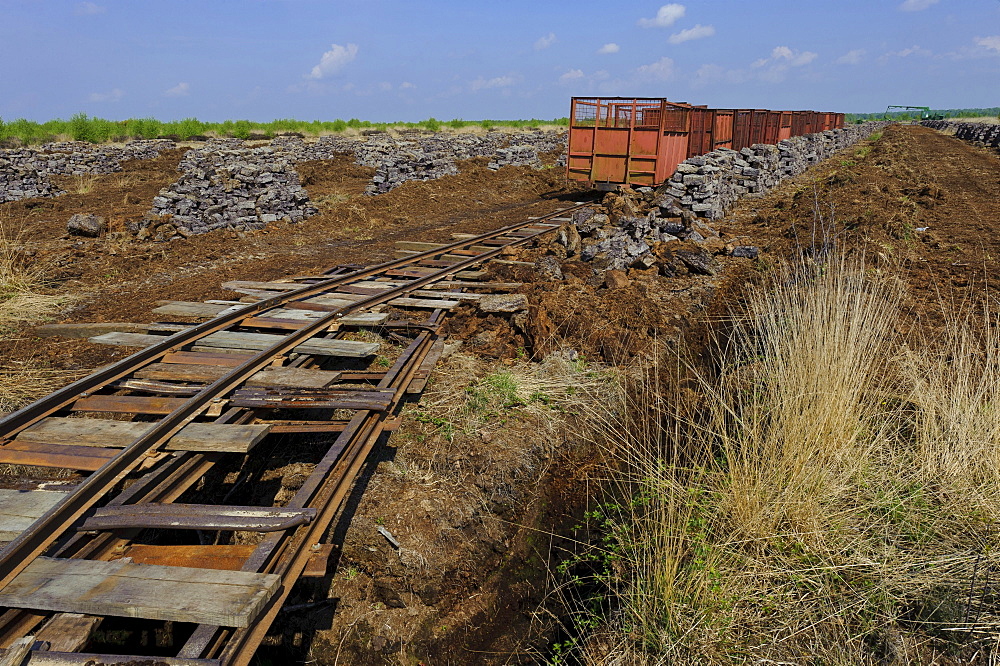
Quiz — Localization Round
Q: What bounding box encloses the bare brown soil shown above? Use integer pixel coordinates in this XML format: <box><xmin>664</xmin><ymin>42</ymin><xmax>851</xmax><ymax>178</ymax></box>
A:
<box><xmin>3</xmin><ymin>126</ymin><xmax>1000</xmax><ymax>663</ymax></box>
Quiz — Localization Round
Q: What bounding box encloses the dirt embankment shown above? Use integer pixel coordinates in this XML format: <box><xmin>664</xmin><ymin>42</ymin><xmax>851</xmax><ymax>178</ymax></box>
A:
<box><xmin>3</xmin><ymin>125</ymin><xmax>1000</xmax><ymax>662</ymax></box>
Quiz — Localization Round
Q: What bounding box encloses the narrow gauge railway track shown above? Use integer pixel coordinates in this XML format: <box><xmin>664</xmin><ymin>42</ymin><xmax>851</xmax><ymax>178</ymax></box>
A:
<box><xmin>0</xmin><ymin>202</ymin><xmax>584</xmax><ymax>665</ymax></box>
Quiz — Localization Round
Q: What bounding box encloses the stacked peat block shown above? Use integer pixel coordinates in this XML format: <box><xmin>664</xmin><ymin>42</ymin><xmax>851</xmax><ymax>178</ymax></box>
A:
<box><xmin>488</xmin><ymin>145</ymin><xmax>542</xmax><ymax>170</ymax></box>
<box><xmin>656</xmin><ymin>122</ymin><xmax>892</xmax><ymax>220</ymax></box>
<box><xmin>359</xmin><ymin>136</ymin><xmax>459</xmax><ymax>195</ymax></box>
<box><xmin>922</xmin><ymin>120</ymin><xmax>1000</xmax><ymax>148</ymax></box>
<box><xmin>0</xmin><ymin>139</ymin><xmax>174</xmax><ymax>203</ymax></box>
<box><xmin>556</xmin><ymin>123</ymin><xmax>893</xmax><ymax>279</ymax></box>
<box><xmin>0</xmin><ymin>156</ymin><xmax>63</xmax><ymax>202</ymax></box>
<box><xmin>142</xmin><ymin>145</ymin><xmax>317</xmax><ymax>239</ymax></box>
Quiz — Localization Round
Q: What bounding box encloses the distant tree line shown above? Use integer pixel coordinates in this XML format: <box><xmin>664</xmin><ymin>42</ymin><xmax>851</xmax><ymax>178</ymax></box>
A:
<box><xmin>0</xmin><ymin>113</ymin><xmax>571</xmax><ymax>146</ymax></box>
<box><xmin>847</xmin><ymin>107</ymin><xmax>1000</xmax><ymax>122</ymax></box>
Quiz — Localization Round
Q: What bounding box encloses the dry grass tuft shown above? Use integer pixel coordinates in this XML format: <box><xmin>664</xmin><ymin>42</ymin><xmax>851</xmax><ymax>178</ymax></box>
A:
<box><xmin>0</xmin><ymin>213</ymin><xmax>75</xmax><ymax>328</ymax></box>
<box><xmin>563</xmin><ymin>257</ymin><xmax>1000</xmax><ymax>664</ymax></box>
<box><xmin>0</xmin><ymin>360</ymin><xmax>84</xmax><ymax>413</ymax></box>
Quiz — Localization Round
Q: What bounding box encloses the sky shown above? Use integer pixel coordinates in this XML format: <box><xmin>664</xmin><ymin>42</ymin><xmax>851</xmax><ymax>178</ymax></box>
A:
<box><xmin>1</xmin><ymin>0</ymin><xmax>999</xmax><ymax>122</ymax></box>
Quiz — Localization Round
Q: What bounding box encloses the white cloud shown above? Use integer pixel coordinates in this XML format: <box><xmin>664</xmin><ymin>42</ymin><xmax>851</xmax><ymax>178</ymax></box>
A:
<box><xmin>668</xmin><ymin>24</ymin><xmax>715</xmax><ymax>44</ymax></box>
<box><xmin>164</xmin><ymin>82</ymin><xmax>190</xmax><ymax>97</ymax></box>
<box><xmin>638</xmin><ymin>4</ymin><xmax>685</xmax><ymax>28</ymax></box>
<box><xmin>899</xmin><ymin>0</ymin><xmax>938</xmax><ymax>11</ymax></box>
<box><xmin>597</xmin><ymin>43</ymin><xmax>620</xmax><ymax>54</ymax></box>
<box><xmin>835</xmin><ymin>49</ymin><xmax>866</xmax><ymax>65</ymax></box>
<box><xmin>308</xmin><ymin>43</ymin><xmax>358</xmax><ymax>79</ymax></box>
<box><xmin>635</xmin><ymin>57</ymin><xmax>675</xmax><ymax>81</ymax></box>
<box><xmin>399</xmin><ymin>81</ymin><xmax>416</xmax><ymax>90</ymax></box>
<box><xmin>534</xmin><ymin>32</ymin><xmax>556</xmax><ymax>50</ymax></box>
<box><xmin>470</xmin><ymin>75</ymin><xmax>517</xmax><ymax>91</ymax></box>
<box><xmin>559</xmin><ymin>69</ymin><xmax>585</xmax><ymax>84</ymax></box>
<box><xmin>753</xmin><ymin>45</ymin><xmax>818</xmax><ymax>68</ymax></box>
<box><xmin>88</xmin><ymin>88</ymin><xmax>123</xmax><ymax>102</ymax></box>
<box><xmin>882</xmin><ymin>44</ymin><xmax>932</xmax><ymax>59</ymax></box>
<box><xmin>75</xmin><ymin>2</ymin><xmax>105</xmax><ymax>15</ymax></box>
<box><xmin>975</xmin><ymin>36</ymin><xmax>1000</xmax><ymax>53</ymax></box>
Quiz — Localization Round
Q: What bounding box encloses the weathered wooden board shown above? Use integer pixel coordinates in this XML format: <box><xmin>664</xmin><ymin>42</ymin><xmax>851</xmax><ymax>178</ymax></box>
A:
<box><xmin>71</xmin><ymin>395</ymin><xmax>187</xmax><ymax>415</ymax></box>
<box><xmin>0</xmin><ymin>489</ymin><xmax>69</xmax><ymax>542</ymax></box>
<box><xmin>35</xmin><ymin>613</ymin><xmax>102</xmax><ymax>653</ymax></box>
<box><xmin>152</xmin><ymin>301</ymin><xmax>244</xmax><ymax>318</ymax></box>
<box><xmin>0</xmin><ymin>556</ymin><xmax>281</xmax><ymax>627</ymax></box>
<box><xmin>80</xmin><ymin>504</ymin><xmax>316</xmax><ymax>532</ymax></box>
<box><xmin>222</xmin><ymin>280</ymin><xmax>300</xmax><ymax>292</ymax></box>
<box><xmin>395</xmin><ymin>240</ymin><xmax>495</xmax><ymax>253</ymax></box>
<box><xmin>134</xmin><ymin>362</ymin><xmax>230</xmax><ymax>382</ymax></box>
<box><xmin>9</xmin><ymin>652</ymin><xmax>215</xmax><ymax>666</ymax></box>
<box><xmin>245</xmin><ymin>366</ymin><xmax>342</xmax><ymax>388</ymax></box>
<box><xmin>90</xmin><ymin>331</ymin><xmax>378</xmax><ymax>358</ymax></box>
<box><xmin>230</xmin><ymin>387</ymin><xmax>394</xmax><ymax>411</ymax></box>
<box><xmin>0</xmin><ymin>442</ymin><xmax>117</xmax><ymax>471</ymax></box>
<box><xmin>276</xmin><ymin>309</ymin><xmax>387</xmax><ymax>325</ymax></box>
<box><xmin>17</xmin><ymin>419</ymin><xmax>271</xmax><ymax>454</ymax></box>
<box><xmin>394</xmin><ymin>250</ymin><xmax>471</xmax><ymax>262</ymax></box>
<box><xmin>387</xmin><ymin>297</ymin><xmax>461</xmax><ymax>310</ymax></box>
<box><xmin>161</xmin><ymin>350</ymin><xmax>251</xmax><ymax>366</ymax></box>
<box><xmin>409</xmin><ymin>289</ymin><xmax>482</xmax><ymax>301</ymax></box>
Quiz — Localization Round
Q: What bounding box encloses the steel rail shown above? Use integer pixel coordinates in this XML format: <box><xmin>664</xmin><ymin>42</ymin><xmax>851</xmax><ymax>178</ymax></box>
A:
<box><xmin>0</xmin><ymin>204</ymin><xmax>582</xmax><ymax>441</ymax></box>
<box><xmin>0</xmin><ymin>204</ymin><xmax>579</xmax><ymax>641</ymax></box>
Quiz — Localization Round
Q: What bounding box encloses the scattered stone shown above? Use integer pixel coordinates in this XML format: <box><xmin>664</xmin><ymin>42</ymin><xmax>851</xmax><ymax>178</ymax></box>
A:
<box><xmin>66</xmin><ymin>213</ymin><xmax>106</xmax><ymax>237</ymax></box>
<box><xmin>479</xmin><ymin>293</ymin><xmax>529</xmax><ymax>313</ymax></box>
<box><xmin>731</xmin><ymin>245</ymin><xmax>760</xmax><ymax>259</ymax></box>
<box><xmin>534</xmin><ymin>255</ymin><xmax>564</xmax><ymax>281</ymax></box>
<box><xmin>604</xmin><ymin>270</ymin><xmax>631</xmax><ymax>289</ymax></box>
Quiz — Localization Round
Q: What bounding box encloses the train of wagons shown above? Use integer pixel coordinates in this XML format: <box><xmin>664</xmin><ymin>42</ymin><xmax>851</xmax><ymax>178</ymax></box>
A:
<box><xmin>566</xmin><ymin>97</ymin><xmax>844</xmax><ymax>189</ymax></box>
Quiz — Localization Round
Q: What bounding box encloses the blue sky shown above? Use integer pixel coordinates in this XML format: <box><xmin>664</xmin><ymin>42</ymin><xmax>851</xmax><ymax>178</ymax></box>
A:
<box><xmin>2</xmin><ymin>0</ymin><xmax>998</xmax><ymax>122</ymax></box>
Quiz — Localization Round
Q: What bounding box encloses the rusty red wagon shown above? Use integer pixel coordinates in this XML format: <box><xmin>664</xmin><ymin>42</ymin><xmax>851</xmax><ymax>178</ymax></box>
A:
<box><xmin>566</xmin><ymin>97</ymin><xmax>844</xmax><ymax>189</ymax></box>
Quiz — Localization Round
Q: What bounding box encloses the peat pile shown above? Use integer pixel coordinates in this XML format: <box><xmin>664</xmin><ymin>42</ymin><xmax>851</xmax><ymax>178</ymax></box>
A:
<box><xmin>658</xmin><ymin>122</ymin><xmax>892</xmax><ymax>220</ymax></box>
<box><xmin>139</xmin><ymin>144</ymin><xmax>317</xmax><ymax>240</ymax></box>
<box><xmin>922</xmin><ymin>120</ymin><xmax>1000</xmax><ymax>148</ymax></box>
<box><xmin>0</xmin><ymin>139</ymin><xmax>175</xmax><ymax>203</ymax></box>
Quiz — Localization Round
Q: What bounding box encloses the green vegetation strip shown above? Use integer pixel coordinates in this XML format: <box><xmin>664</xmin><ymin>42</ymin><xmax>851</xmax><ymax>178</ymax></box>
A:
<box><xmin>0</xmin><ymin>114</ymin><xmax>570</xmax><ymax>146</ymax></box>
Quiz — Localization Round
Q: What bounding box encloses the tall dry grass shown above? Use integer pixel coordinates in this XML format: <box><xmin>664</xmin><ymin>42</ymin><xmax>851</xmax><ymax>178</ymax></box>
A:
<box><xmin>567</xmin><ymin>258</ymin><xmax>1000</xmax><ymax>665</ymax></box>
<box><xmin>0</xmin><ymin>212</ymin><xmax>73</xmax><ymax>327</ymax></box>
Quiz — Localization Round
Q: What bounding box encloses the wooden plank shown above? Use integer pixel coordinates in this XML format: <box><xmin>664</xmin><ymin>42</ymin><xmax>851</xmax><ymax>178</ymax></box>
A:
<box><xmin>125</xmin><ymin>544</ymin><xmax>256</xmax><ymax>571</ymax></box>
<box><xmin>35</xmin><ymin>614</ymin><xmax>102</xmax><ymax>653</ymax></box>
<box><xmin>152</xmin><ymin>302</ymin><xmax>242</xmax><ymax>318</ymax></box>
<box><xmin>0</xmin><ymin>444</ymin><xmax>115</xmax><ymax>472</ymax></box>
<box><xmin>387</xmin><ymin>297</ymin><xmax>461</xmax><ymax>310</ymax></box>
<box><xmin>17</xmin><ymin>419</ymin><xmax>271</xmax><ymax>454</ymax></box>
<box><xmin>0</xmin><ymin>557</ymin><xmax>281</xmax><ymax>627</ymax></box>
<box><xmin>134</xmin><ymin>363</ymin><xmax>229</xmax><ymax>382</ymax></box>
<box><xmin>426</xmin><ymin>281</ymin><xmax>522</xmax><ymax>290</ymax></box>
<box><xmin>85</xmin><ymin>332</ymin><xmax>169</xmax><ymax>348</ymax></box>
<box><xmin>257</xmin><ymin>310</ymin><xmax>388</xmax><ymax>327</ymax></box>
<box><xmin>230</xmin><ymin>388</ymin><xmax>394</xmax><ymax>411</ymax></box>
<box><xmin>221</xmin><ymin>280</ymin><xmax>299</xmax><ymax>292</ymax></box>
<box><xmin>245</xmin><ymin>366</ymin><xmax>341</xmax><ymax>388</ymax></box>
<box><xmin>0</xmin><ymin>489</ymin><xmax>69</xmax><ymax>542</ymax></box>
<box><xmin>0</xmin><ymin>637</ymin><xmax>34</xmax><ymax>666</ymax></box>
<box><xmin>80</xmin><ymin>504</ymin><xmax>316</xmax><ymax>533</ymax></box>
<box><xmin>191</xmin><ymin>331</ymin><xmax>377</xmax><ymax>358</ymax></box>
<box><xmin>161</xmin><ymin>351</ymin><xmax>250</xmax><ymax>366</ymax></box>
<box><xmin>71</xmin><ymin>395</ymin><xmax>186</xmax><ymax>415</ymax></box>
<box><xmin>135</xmin><ymin>363</ymin><xmax>342</xmax><ymax>388</ymax></box>
<box><xmin>91</xmin><ymin>331</ymin><xmax>378</xmax><ymax>358</ymax></box>
<box><xmin>393</xmin><ymin>250</ymin><xmax>469</xmax><ymax>262</ymax></box>
<box><xmin>409</xmin><ymin>289</ymin><xmax>482</xmax><ymax>301</ymax></box>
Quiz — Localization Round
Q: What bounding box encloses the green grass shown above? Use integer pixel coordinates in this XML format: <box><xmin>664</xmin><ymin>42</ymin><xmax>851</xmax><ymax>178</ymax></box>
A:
<box><xmin>0</xmin><ymin>114</ymin><xmax>570</xmax><ymax>146</ymax></box>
